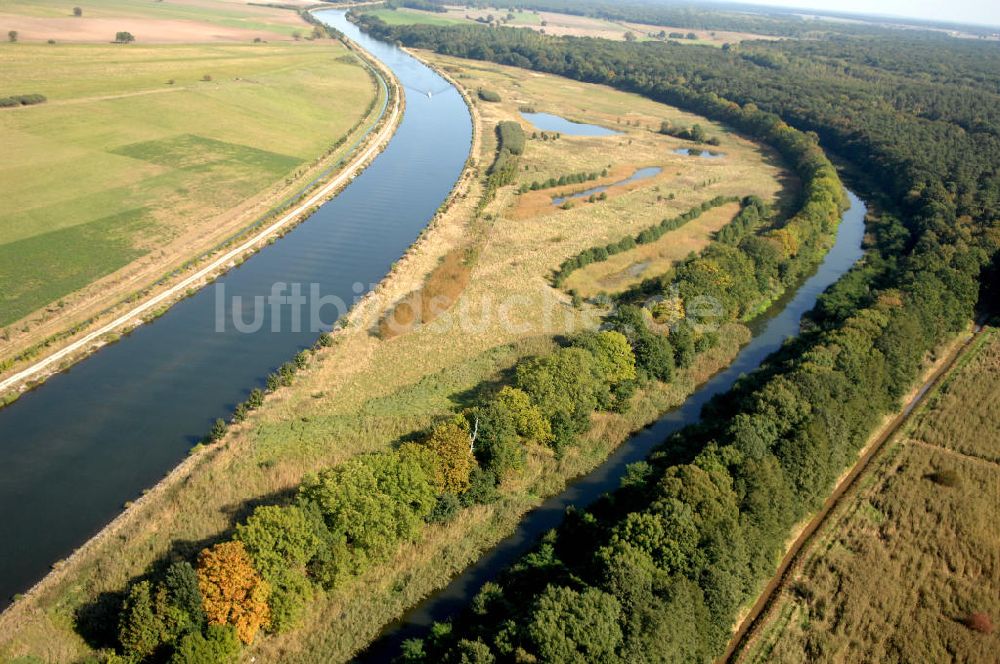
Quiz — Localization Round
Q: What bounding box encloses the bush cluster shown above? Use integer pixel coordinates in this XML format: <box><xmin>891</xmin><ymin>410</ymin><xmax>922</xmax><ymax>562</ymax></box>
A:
<box><xmin>477</xmin><ymin>88</ymin><xmax>502</xmax><ymax>102</ymax></box>
<box><xmin>518</xmin><ymin>169</ymin><xmax>604</xmax><ymax>193</ymax></box>
<box><xmin>553</xmin><ymin>195</ymin><xmax>738</xmax><ymax>287</ymax></box>
<box><xmin>0</xmin><ymin>93</ymin><xmax>46</xmax><ymax>108</ymax></box>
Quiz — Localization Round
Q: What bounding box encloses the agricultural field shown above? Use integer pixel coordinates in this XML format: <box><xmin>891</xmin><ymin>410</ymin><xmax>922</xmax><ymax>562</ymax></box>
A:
<box><xmin>0</xmin><ymin>51</ymin><xmax>792</xmax><ymax>663</ymax></box>
<box><xmin>0</xmin><ymin>0</ymin><xmax>311</xmax><ymax>42</ymax></box>
<box><xmin>741</xmin><ymin>328</ymin><xmax>1000</xmax><ymax>663</ymax></box>
<box><xmin>0</xmin><ymin>9</ymin><xmax>378</xmax><ymax>346</ymax></box>
<box><xmin>359</xmin><ymin>7</ymin><xmax>468</xmax><ymax>28</ymax></box>
<box><xmin>360</xmin><ymin>5</ymin><xmax>775</xmax><ymax>44</ymax></box>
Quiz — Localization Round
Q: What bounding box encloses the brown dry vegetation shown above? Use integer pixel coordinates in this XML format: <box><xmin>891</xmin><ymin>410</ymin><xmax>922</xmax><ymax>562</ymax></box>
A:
<box><xmin>0</xmin><ymin>53</ymin><xmax>789</xmax><ymax>663</ymax></box>
<box><xmin>741</xmin><ymin>328</ymin><xmax>1000</xmax><ymax>664</ymax></box>
<box><xmin>563</xmin><ymin>200</ymin><xmax>742</xmax><ymax>297</ymax></box>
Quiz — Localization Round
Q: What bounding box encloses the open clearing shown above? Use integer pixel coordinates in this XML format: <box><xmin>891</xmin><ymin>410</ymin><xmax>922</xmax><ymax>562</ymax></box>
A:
<box><xmin>0</xmin><ymin>52</ymin><xmax>790</xmax><ymax>663</ymax></box>
<box><xmin>740</xmin><ymin>327</ymin><xmax>1000</xmax><ymax>663</ymax></box>
<box><xmin>362</xmin><ymin>5</ymin><xmax>776</xmax><ymax>44</ymax></box>
<box><xmin>0</xmin><ymin>37</ymin><xmax>376</xmax><ymax>351</ymax></box>
<box><xmin>563</xmin><ymin>201</ymin><xmax>742</xmax><ymax>297</ymax></box>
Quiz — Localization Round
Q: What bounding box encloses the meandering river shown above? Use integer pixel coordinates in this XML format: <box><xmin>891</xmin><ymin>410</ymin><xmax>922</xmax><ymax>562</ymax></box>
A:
<box><xmin>0</xmin><ymin>9</ymin><xmax>471</xmax><ymax>606</ymax></box>
<box><xmin>356</xmin><ymin>189</ymin><xmax>867</xmax><ymax>661</ymax></box>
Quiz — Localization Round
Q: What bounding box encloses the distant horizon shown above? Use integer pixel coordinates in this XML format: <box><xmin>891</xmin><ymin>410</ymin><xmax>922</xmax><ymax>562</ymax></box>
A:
<box><xmin>714</xmin><ymin>0</ymin><xmax>1000</xmax><ymax>30</ymax></box>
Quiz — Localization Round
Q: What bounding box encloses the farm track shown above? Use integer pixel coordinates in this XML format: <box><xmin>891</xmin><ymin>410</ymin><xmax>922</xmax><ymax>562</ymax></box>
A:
<box><xmin>905</xmin><ymin>437</ymin><xmax>1000</xmax><ymax>469</ymax></box>
<box><xmin>721</xmin><ymin>321</ymin><xmax>987</xmax><ymax>663</ymax></box>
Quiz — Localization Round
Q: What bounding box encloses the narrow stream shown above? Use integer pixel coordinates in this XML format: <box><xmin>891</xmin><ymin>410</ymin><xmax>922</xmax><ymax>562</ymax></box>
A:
<box><xmin>356</xmin><ymin>191</ymin><xmax>867</xmax><ymax>661</ymax></box>
<box><xmin>552</xmin><ymin>166</ymin><xmax>662</xmax><ymax>205</ymax></box>
<box><xmin>0</xmin><ymin>9</ymin><xmax>472</xmax><ymax>606</ymax></box>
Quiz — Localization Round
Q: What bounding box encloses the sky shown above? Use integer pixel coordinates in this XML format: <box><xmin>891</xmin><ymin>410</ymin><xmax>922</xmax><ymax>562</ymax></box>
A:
<box><xmin>723</xmin><ymin>0</ymin><xmax>1000</xmax><ymax>28</ymax></box>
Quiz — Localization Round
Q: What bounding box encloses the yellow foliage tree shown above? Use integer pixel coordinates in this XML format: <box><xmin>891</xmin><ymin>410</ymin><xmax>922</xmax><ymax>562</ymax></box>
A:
<box><xmin>196</xmin><ymin>541</ymin><xmax>271</xmax><ymax>644</ymax></box>
<box><xmin>424</xmin><ymin>418</ymin><xmax>475</xmax><ymax>493</ymax></box>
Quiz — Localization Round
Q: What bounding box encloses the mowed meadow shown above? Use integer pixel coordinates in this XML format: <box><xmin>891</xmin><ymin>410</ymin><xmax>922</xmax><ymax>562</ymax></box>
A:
<box><xmin>0</xmin><ymin>37</ymin><xmax>375</xmax><ymax>330</ymax></box>
<box><xmin>742</xmin><ymin>327</ymin><xmax>1000</xmax><ymax>663</ymax></box>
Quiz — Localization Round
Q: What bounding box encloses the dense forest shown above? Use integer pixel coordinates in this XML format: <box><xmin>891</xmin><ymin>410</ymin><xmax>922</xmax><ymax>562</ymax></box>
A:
<box><xmin>352</xmin><ymin>11</ymin><xmax>1000</xmax><ymax>663</ymax></box>
<box><xmin>367</xmin><ymin>0</ymin><xmax>1000</xmax><ymax>37</ymax></box>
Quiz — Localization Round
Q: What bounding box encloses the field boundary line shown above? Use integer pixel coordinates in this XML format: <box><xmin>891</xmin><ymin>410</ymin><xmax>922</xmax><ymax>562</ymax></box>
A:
<box><xmin>904</xmin><ymin>437</ymin><xmax>1000</xmax><ymax>469</ymax></box>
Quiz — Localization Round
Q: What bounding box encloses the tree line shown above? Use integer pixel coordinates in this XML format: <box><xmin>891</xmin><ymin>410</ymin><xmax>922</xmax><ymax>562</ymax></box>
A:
<box><xmin>102</xmin><ymin>316</ymin><xmax>718</xmax><ymax>661</ymax></box>
<box><xmin>484</xmin><ymin>120</ymin><xmax>526</xmax><ymax>196</ymax></box>
<box><xmin>519</xmin><ymin>168</ymin><xmax>605</xmax><ymax>194</ymax></box>
<box><xmin>552</xmin><ymin>195</ymin><xmax>740</xmax><ymax>288</ymax></box>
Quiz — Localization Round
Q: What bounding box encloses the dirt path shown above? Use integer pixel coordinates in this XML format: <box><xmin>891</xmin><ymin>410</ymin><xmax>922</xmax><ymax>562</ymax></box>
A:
<box><xmin>906</xmin><ymin>437</ymin><xmax>1000</xmax><ymax>469</ymax></box>
<box><xmin>720</xmin><ymin>322</ymin><xmax>987</xmax><ymax>663</ymax></box>
<box><xmin>0</xmin><ymin>35</ymin><xmax>401</xmax><ymax>397</ymax></box>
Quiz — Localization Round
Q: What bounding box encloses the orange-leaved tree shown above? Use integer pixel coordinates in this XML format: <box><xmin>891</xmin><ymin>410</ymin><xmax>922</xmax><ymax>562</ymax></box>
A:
<box><xmin>196</xmin><ymin>540</ymin><xmax>271</xmax><ymax>644</ymax></box>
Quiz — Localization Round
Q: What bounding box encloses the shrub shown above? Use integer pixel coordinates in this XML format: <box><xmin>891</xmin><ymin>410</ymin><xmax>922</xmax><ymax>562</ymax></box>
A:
<box><xmin>428</xmin><ymin>493</ymin><xmax>461</xmax><ymax>523</ymax></box>
<box><xmin>0</xmin><ymin>94</ymin><xmax>46</xmax><ymax>108</ymax></box>
<box><xmin>115</xmin><ymin>31</ymin><xmax>135</xmax><ymax>44</ymax></box>
<box><xmin>170</xmin><ymin>625</ymin><xmax>240</xmax><ymax>664</ymax></box>
<box><xmin>478</xmin><ymin>88</ymin><xmax>502</xmax><ymax>102</ymax></box>
<box><xmin>965</xmin><ymin>612</ymin><xmax>994</xmax><ymax>634</ymax></box>
<box><xmin>496</xmin><ymin>120</ymin><xmax>525</xmax><ymax>155</ymax></box>
<box><xmin>926</xmin><ymin>469</ymin><xmax>960</xmax><ymax>487</ymax></box>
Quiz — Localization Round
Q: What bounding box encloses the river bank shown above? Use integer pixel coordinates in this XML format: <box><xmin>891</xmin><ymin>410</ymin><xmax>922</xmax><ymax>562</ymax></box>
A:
<box><xmin>0</xmin><ymin>8</ymin><xmax>474</xmax><ymax>627</ymax></box>
<box><xmin>0</xmin><ymin>26</ymin><xmax>397</xmax><ymax>405</ymax></box>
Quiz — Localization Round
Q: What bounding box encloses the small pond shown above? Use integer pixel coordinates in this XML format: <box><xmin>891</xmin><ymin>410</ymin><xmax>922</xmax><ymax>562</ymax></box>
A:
<box><xmin>521</xmin><ymin>111</ymin><xmax>623</xmax><ymax>137</ymax></box>
<box><xmin>552</xmin><ymin>166</ymin><xmax>662</xmax><ymax>205</ymax></box>
<box><xmin>674</xmin><ymin>148</ymin><xmax>726</xmax><ymax>158</ymax></box>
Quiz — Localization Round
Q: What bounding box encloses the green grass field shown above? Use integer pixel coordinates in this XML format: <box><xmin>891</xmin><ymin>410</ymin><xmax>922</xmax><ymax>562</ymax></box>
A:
<box><xmin>743</xmin><ymin>328</ymin><xmax>1000</xmax><ymax>663</ymax></box>
<box><xmin>360</xmin><ymin>8</ymin><xmax>467</xmax><ymax>27</ymax></box>
<box><xmin>0</xmin><ymin>40</ymin><xmax>375</xmax><ymax>327</ymax></box>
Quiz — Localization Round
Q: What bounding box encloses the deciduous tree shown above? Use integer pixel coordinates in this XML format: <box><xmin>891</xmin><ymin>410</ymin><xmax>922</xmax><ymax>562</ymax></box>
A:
<box><xmin>196</xmin><ymin>541</ymin><xmax>271</xmax><ymax>644</ymax></box>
